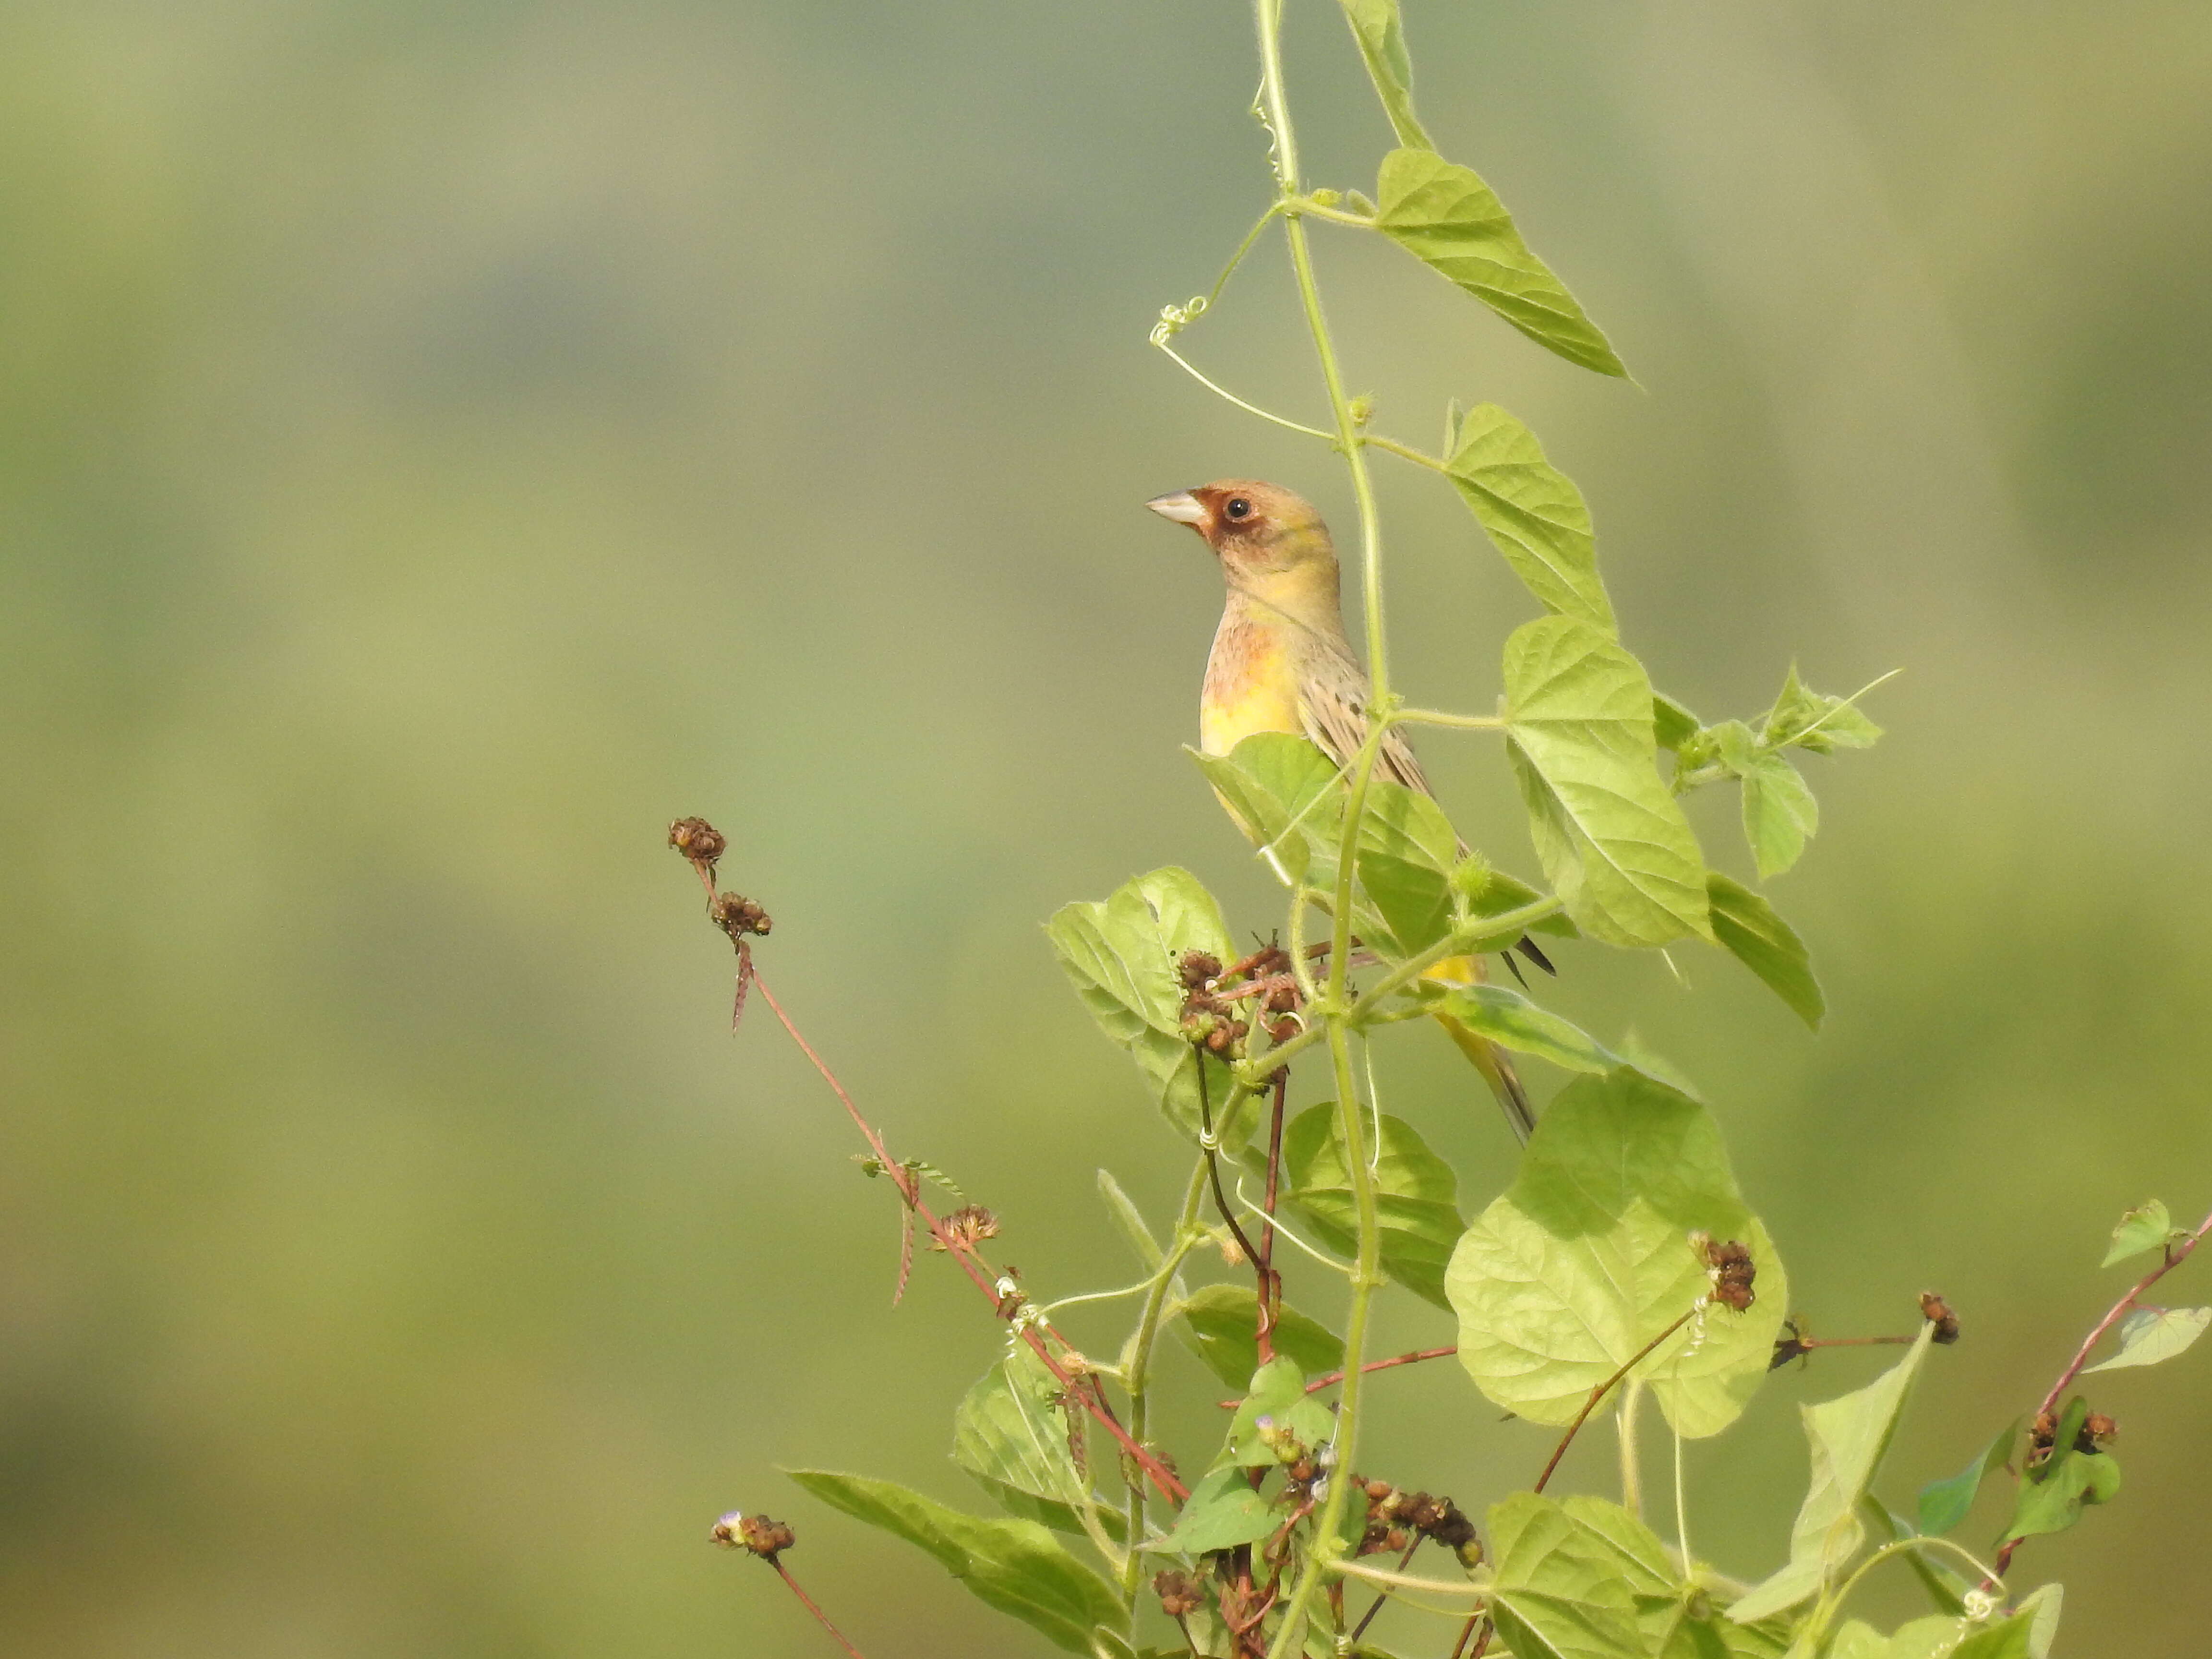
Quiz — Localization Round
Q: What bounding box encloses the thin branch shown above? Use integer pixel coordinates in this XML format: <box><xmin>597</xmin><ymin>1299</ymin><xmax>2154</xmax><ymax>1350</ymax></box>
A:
<box><xmin>1988</xmin><ymin>1202</ymin><xmax>2212</xmax><ymax>1582</ymax></box>
<box><xmin>2036</xmin><ymin>1204</ymin><xmax>2212</xmax><ymax>1419</ymax></box>
<box><xmin>748</xmin><ymin>970</ymin><xmax>1187</xmax><ymax>1503</ymax></box>
<box><xmin>1534</xmin><ymin>1304</ymin><xmax>1702</xmax><ymax>1495</ymax></box>
<box><xmin>1295</xmin><ymin>1346</ymin><xmax>1455</xmax><ymax>1399</ymax></box>
<box><xmin>771</xmin><ymin>1560</ymin><xmax>869</xmax><ymax>1659</ymax></box>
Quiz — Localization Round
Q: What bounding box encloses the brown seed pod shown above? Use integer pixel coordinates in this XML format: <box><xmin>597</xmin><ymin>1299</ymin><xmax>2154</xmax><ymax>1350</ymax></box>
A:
<box><xmin>710</xmin><ymin>1512</ymin><xmax>795</xmax><ymax>1559</ymax></box>
<box><xmin>1919</xmin><ymin>1291</ymin><xmax>1960</xmax><ymax>1344</ymax></box>
<box><xmin>669</xmin><ymin>817</ymin><xmax>727</xmax><ymax>864</ymax></box>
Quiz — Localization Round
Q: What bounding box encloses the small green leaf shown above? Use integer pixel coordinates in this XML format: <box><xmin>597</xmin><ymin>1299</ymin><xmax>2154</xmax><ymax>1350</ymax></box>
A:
<box><xmin>1707</xmin><ymin>873</ymin><xmax>1824</xmax><ymax>1029</ymax></box>
<box><xmin>1432</xmin><ymin>983</ymin><xmax>1618</xmax><ymax>1072</ymax></box>
<box><xmin>788</xmin><ymin>1470</ymin><xmax>1127</xmax><ymax>1654</ymax></box>
<box><xmin>2100</xmin><ymin>1199</ymin><xmax>2172</xmax><ymax>1268</ymax></box>
<box><xmin>1728</xmin><ymin>1326</ymin><xmax>1939</xmax><ymax>1623</ymax></box>
<box><xmin>1046</xmin><ymin>868</ymin><xmax>1252</xmax><ymax>1150</ymax></box>
<box><xmin>1223</xmin><ymin>1357</ymin><xmax>1334</xmax><ymax>1467</ymax></box>
<box><xmin>1144</xmin><ymin>1464</ymin><xmax>1280</xmax><ymax>1555</ymax></box>
<box><xmin>1652</xmin><ymin>692</ymin><xmax>1702</xmax><ymax>753</ymax></box>
<box><xmin>1373</xmin><ymin>148</ymin><xmax>1627</xmax><ymax>377</ymax></box>
<box><xmin>1172</xmin><ymin>1283</ymin><xmax>1345</xmax><ymax>1390</ymax></box>
<box><xmin>1452</xmin><ymin>1069</ymin><xmax>1785</xmax><ymax>1438</ymax></box>
<box><xmin>952</xmin><ymin>1346</ymin><xmax>1120</xmax><ymax>1539</ymax></box>
<box><xmin>1467</xmin><ymin>867</ymin><xmax>1582</xmax><ymax>948</ymax></box>
<box><xmin>1278</xmin><ymin>1103</ymin><xmax>1464</xmax><ymax>1309</ymax></box>
<box><xmin>1760</xmin><ymin>667</ymin><xmax>1884</xmax><ymax>755</ymax></box>
<box><xmin>1483</xmin><ymin>1492</ymin><xmax>1649</xmax><ymax>1659</ymax></box>
<box><xmin>1445</xmin><ymin>404</ymin><xmax>1614</xmax><ymax>636</ymax></box>
<box><xmin>1338</xmin><ymin>0</ymin><xmax>1431</xmax><ymax>150</ymax></box>
<box><xmin>1503</xmin><ymin>616</ymin><xmax>1711</xmax><ymax>947</ymax></box>
<box><xmin>1739</xmin><ymin>754</ymin><xmax>1818</xmax><ymax>879</ymax></box>
<box><xmin>1916</xmin><ymin>1421</ymin><xmax>2017</xmax><ymax>1537</ymax></box>
<box><xmin>2083</xmin><ymin>1304</ymin><xmax>2211</xmax><ymax>1372</ymax></box>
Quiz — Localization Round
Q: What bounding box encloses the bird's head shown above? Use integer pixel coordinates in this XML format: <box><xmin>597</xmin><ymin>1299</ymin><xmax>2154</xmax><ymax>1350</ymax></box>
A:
<box><xmin>1144</xmin><ymin>480</ymin><xmax>1339</xmax><ymax>613</ymax></box>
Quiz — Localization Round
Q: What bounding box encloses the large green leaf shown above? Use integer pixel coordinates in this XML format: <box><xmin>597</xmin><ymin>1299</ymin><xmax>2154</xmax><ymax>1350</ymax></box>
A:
<box><xmin>1431</xmin><ymin>983</ymin><xmax>1618</xmax><ymax>1073</ymax></box>
<box><xmin>1372</xmin><ymin>148</ymin><xmax>1627</xmax><ymax>377</ymax></box>
<box><xmin>1338</xmin><ymin>0</ymin><xmax>1430</xmax><ymax>150</ymax></box>
<box><xmin>952</xmin><ymin>1345</ymin><xmax>1121</xmax><ymax>1540</ymax></box>
<box><xmin>1450</xmin><ymin>1068</ymin><xmax>1785</xmax><ymax>1438</ymax></box>
<box><xmin>1483</xmin><ymin>1492</ymin><xmax>1649</xmax><ymax>1659</ymax></box>
<box><xmin>1445</xmin><ymin>404</ymin><xmax>1614</xmax><ymax>636</ymax></box>
<box><xmin>1503</xmin><ymin>617</ymin><xmax>1710</xmax><ymax>948</ymax></box>
<box><xmin>2083</xmin><ymin>1303</ymin><xmax>2210</xmax><ymax>1371</ymax></box>
<box><xmin>1172</xmin><ymin>1282</ymin><xmax>1345</xmax><ymax>1389</ymax></box>
<box><xmin>788</xmin><ymin>1470</ymin><xmax>1127</xmax><ymax>1655</ymax></box>
<box><xmin>1727</xmin><ymin>1327</ymin><xmax>1937</xmax><ymax>1623</ymax></box>
<box><xmin>1706</xmin><ymin>873</ymin><xmax>1824</xmax><ymax>1030</ymax></box>
<box><xmin>1278</xmin><ymin>1103</ymin><xmax>1464</xmax><ymax>1309</ymax></box>
<box><xmin>2100</xmin><ymin>1199</ymin><xmax>2172</xmax><ymax>1268</ymax></box>
<box><xmin>1046</xmin><ymin>867</ymin><xmax>1251</xmax><ymax>1149</ymax></box>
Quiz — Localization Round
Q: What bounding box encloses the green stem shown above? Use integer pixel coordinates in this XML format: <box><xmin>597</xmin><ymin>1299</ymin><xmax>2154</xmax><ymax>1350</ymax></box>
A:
<box><xmin>1396</xmin><ymin>708</ymin><xmax>1505</xmax><ymax>730</ymax></box>
<box><xmin>1120</xmin><ymin>1158</ymin><xmax>1211</xmax><ymax>1603</ymax></box>
<box><xmin>1293</xmin><ymin>196</ymin><xmax>1378</xmax><ymax>229</ymax></box>
<box><xmin>1265</xmin><ymin>1019</ymin><xmax>1382</xmax><ymax>1659</ymax></box>
<box><xmin>1368</xmin><ymin>433</ymin><xmax>1451</xmax><ymax>472</ymax></box>
<box><xmin>1257</xmin><ymin>0</ymin><xmax>1389</xmax><ymax>697</ymax></box>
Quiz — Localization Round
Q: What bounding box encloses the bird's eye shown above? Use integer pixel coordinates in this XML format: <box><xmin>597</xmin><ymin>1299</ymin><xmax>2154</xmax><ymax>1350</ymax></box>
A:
<box><xmin>1225</xmin><ymin>497</ymin><xmax>1253</xmax><ymax>520</ymax></box>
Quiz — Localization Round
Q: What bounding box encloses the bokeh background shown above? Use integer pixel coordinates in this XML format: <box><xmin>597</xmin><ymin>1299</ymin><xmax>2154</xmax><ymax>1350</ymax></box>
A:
<box><xmin>4</xmin><ymin>1</ymin><xmax>2209</xmax><ymax>1653</ymax></box>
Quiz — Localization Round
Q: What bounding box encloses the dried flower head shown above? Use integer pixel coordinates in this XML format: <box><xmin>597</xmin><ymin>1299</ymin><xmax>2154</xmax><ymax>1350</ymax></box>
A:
<box><xmin>1154</xmin><ymin>1569</ymin><xmax>1204</xmax><ymax>1619</ymax></box>
<box><xmin>1919</xmin><ymin>1291</ymin><xmax>1960</xmax><ymax>1344</ymax></box>
<box><xmin>1693</xmin><ymin>1234</ymin><xmax>1757</xmax><ymax>1312</ymax></box>
<box><xmin>931</xmin><ymin>1204</ymin><xmax>1000</xmax><ymax>1253</ymax></box>
<box><xmin>1178</xmin><ymin>950</ymin><xmax>1223</xmax><ymax>991</ymax></box>
<box><xmin>2080</xmin><ymin>1412</ymin><xmax>2118</xmax><ymax>1450</ymax></box>
<box><xmin>710</xmin><ymin>1512</ymin><xmax>795</xmax><ymax>1559</ymax></box>
<box><xmin>669</xmin><ymin>817</ymin><xmax>727</xmax><ymax>865</ymax></box>
<box><xmin>711</xmin><ymin>891</ymin><xmax>772</xmax><ymax>940</ymax></box>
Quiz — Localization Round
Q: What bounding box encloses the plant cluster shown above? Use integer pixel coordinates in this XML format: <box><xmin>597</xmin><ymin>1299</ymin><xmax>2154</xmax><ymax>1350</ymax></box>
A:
<box><xmin>682</xmin><ymin>6</ymin><xmax>2209</xmax><ymax>1657</ymax></box>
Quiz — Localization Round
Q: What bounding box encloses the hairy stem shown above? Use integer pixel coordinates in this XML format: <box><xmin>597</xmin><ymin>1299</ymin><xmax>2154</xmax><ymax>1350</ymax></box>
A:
<box><xmin>770</xmin><ymin>1559</ymin><xmax>869</xmax><ymax>1659</ymax></box>
<box><xmin>750</xmin><ymin>971</ymin><xmax>1187</xmax><ymax>1502</ymax></box>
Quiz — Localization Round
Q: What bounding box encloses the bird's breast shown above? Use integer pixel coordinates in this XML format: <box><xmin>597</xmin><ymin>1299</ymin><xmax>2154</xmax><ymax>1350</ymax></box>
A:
<box><xmin>1200</xmin><ymin>618</ymin><xmax>1305</xmax><ymax>757</ymax></box>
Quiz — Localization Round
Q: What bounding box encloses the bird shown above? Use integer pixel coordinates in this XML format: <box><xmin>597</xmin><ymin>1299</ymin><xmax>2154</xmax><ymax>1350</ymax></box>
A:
<box><xmin>1146</xmin><ymin>478</ymin><xmax>1542</xmax><ymax>1142</ymax></box>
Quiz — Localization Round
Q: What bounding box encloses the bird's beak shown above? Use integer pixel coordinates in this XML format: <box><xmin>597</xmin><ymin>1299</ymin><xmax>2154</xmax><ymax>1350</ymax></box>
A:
<box><xmin>1144</xmin><ymin>490</ymin><xmax>1208</xmax><ymax>529</ymax></box>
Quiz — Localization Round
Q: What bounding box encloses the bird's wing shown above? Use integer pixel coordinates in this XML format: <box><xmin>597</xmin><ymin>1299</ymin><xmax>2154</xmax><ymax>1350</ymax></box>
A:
<box><xmin>1296</xmin><ymin>637</ymin><xmax>1437</xmax><ymax>796</ymax></box>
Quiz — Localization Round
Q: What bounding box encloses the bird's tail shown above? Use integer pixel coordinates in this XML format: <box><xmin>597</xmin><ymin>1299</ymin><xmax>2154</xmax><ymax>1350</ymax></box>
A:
<box><xmin>1426</xmin><ymin>953</ymin><xmax>1539</xmax><ymax>1144</ymax></box>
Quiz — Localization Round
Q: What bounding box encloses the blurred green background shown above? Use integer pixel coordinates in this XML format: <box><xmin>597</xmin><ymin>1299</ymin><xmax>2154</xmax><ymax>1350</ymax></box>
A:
<box><xmin>4</xmin><ymin>1</ymin><xmax>2209</xmax><ymax>1653</ymax></box>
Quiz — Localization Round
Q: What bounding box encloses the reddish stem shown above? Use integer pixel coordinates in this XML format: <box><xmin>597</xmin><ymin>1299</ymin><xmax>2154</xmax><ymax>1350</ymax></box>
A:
<box><xmin>1533</xmin><ymin>1305</ymin><xmax>1700</xmax><ymax>1496</ymax></box>
<box><xmin>1798</xmin><ymin>1334</ymin><xmax>1913</xmax><ymax>1349</ymax></box>
<box><xmin>2035</xmin><ymin>1205</ymin><xmax>2212</xmax><ymax>1421</ymax></box>
<box><xmin>750</xmin><ymin>969</ymin><xmax>1187</xmax><ymax>1503</ymax></box>
<box><xmin>771</xmin><ymin>1560</ymin><xmax>869</xmax><ymax>1659</ymax></box>
<box><xmin>1986</xmin><ymin>1203</ymin><xmax>2212</xmax><ymax>1585</ymax></box>
<box><xmin>1256</xmin><ymin>1070</ymin><xmax>1287</xmax><ymax>1362</ymax></box>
